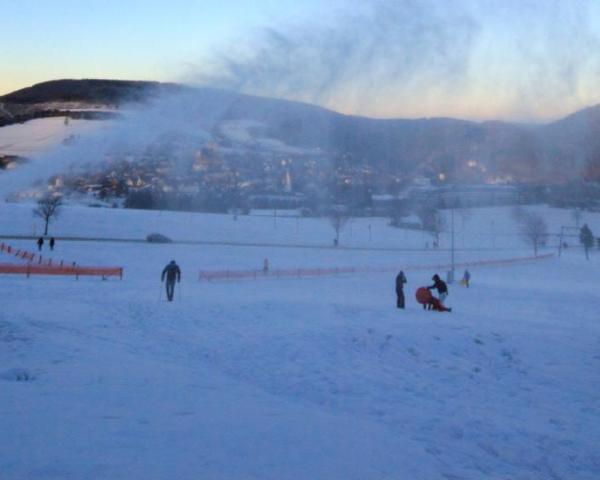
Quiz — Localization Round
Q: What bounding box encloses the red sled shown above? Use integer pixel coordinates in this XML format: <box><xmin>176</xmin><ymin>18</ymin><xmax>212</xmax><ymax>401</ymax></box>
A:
<box><xmin>415</xmin><ymin>287</ymin><xmax>451</xmax><ymax>312</ymax></box>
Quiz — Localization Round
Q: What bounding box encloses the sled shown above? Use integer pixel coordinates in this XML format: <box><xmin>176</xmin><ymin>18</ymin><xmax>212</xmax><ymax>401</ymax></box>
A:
<box><xmin>415</xmin><ymin>287</ymin><xmax>433</xmax><ymax>305</ymax></box>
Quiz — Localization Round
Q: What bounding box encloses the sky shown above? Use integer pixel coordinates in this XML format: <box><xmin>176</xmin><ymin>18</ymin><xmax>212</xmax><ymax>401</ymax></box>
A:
<box><xmin>2</xmin><ymin>0</ymin><xmax>600</xmax><ymax>121</ymax></box>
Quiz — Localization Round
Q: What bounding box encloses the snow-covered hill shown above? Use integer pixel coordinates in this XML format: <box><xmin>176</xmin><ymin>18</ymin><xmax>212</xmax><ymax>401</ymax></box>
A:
<box><xmin>1</xmin><ymin>205</ymin><xmax>599</xmax><ymax>479</ymax></box>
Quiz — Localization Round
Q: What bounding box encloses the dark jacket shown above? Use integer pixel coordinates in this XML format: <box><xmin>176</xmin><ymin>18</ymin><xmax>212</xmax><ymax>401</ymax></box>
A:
<box><xmin>428</xmin><ymin>277</ymin><xmax>448</xmax><ymax>294</ymax></box>
<box><xmin>395</xmin><ymin>272</ymin><xmax>407</xmax><ymax>293</ymax></box>
<box><xmin>161</xmin><ymin>262</ymin><xmax>181</xmax><ymax>283</ymax></box>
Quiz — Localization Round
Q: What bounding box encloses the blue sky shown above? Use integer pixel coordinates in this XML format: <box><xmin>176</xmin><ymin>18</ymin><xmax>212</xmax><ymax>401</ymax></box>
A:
<box><xmin>2</xmin><ymin>0</ymin><xmax>600</xmax><ymax>121</ymax></box>
<box><xmin>1</xmin><ymin>0</ymin><xmax>329</xmax><ymax>92</ymax></box>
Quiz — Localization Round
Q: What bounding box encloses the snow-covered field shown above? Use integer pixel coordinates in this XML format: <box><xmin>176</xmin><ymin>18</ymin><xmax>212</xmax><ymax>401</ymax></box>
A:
<box><xmin>1</xmin><ymin>204</ymin><xmax>599</xmax><ymax>479</ymax></box>
<box><xmin>0</xmin><ymin>117</ymin><xmax>107</xmax><ymax>157</ymax></box>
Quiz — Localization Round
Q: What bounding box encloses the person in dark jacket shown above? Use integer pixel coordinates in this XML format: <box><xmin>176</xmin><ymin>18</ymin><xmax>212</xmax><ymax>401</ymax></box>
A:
<box><xmin>161</xmin><ymin>260</ymin><xmax>181</xmax><ymax>302</ymax></box>
<box><xmin>36</xmin><ymin>237</ymin><xmax>44</xmax><ymax>251</ymax></box>
<box><xmin>49</xmin><ymin>237</ymin><xmax>55</xmax><ymax>251</ymax></box>
<box><xmin>428</xmin><ymin>274</ymin><xmax>448</xmax><ymax>304</ymax></box>
<box><xmin>580</xmin><ymin>224</ymin><xmax>594</xmax><ymax>260</ymax></box>
<box><xmin>395</xmin><ymin>270</ymin><xmax>407</xmax><ymax>309</ymax></box>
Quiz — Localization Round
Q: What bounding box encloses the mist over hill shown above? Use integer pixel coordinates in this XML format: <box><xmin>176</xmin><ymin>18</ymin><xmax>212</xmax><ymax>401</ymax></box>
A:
<box><xmin>2</xmin><ymin>79</ymin><xmax>600</xmax><ymax>185</ymax></box>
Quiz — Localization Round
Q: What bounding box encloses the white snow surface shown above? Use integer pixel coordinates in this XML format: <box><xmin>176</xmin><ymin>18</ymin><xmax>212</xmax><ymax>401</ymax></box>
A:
<box><xmin>1</xmin><ymin>204</ymin><xmax>599</xmax><ymax>479</ymax></box>
<box><xmin>0</xmin><ymin>117</ymin><xmax>107</xmax><ymax>157</ymax></box>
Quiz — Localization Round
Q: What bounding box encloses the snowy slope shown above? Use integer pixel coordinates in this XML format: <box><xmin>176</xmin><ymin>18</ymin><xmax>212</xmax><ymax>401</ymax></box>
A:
<box><xmin>0</xmin><ymin>117</ymin><xmax>108</xmax><ymax>157</ymax></box>
<box><xmin>1</xmin><ymin>205</ymin><xmax>599</xmax><ymax>479</ymax></box>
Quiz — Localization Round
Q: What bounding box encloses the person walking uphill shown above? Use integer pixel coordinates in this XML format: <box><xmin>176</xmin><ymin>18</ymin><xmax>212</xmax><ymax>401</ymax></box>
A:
<box><xmin>395</xmin><ymin>270</ymin><xmax>407</xmax><ymax>309</ymax></box>
<box><xmin>428</xmin><ymin>274</ymin><xmax>449</xmax><ymax>304</ymax></box>
<box><xmin>36</xmin><ymin>237</ymin><xmax>44</xmax><ymax>252</ymax></box>
<box><xmin>161</xmin><ymin>260</ymin><xmax>181</xmax><ymax>302</ymax></box>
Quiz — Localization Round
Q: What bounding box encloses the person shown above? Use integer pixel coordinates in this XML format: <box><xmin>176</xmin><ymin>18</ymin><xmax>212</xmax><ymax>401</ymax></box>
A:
<box><xmin>36</xmin><ymin>237</ymin><xmax>44</xmax><ymax>252</ymax></box>
<box><xmin>580</xmin><ymin>223</ymin><xmax>594</xmax><ymax>260</ymax></box>
<box><xmin>428</xmin><ymin>274</ymin><xmax>448</xmax><ymax>304</ymax></box>
<box><xmin>462</xmin><ymin>269</ymin><xmax>471</xmax><ymax>288</ymax></box>
<box><xmin>161</xmin><ymin>260</ymin><xmax>181</xmax><ymax>302</ymax></box>
<box><xmin>49</xmin><ymin>237</ymin><xmax>55</xmax><ymax>251</ymax></box>
<box><xmin>395</xmin><ymin>270</ymin><xmax>407</xmax><ymax>309</ymax></box>
<box><xmin>263</xmin><ymin>258</ymin><xmax>269</xmax><ymax>273</ymax></box>
<box><xmin>415</xmin><ymin>286</ymin><xmax>451</xmax><ymax>312</ymax></box>
<box><xmin>430</xmin><ymin>296</ymin><xmax>452</xmax><ymax>312</ymax></box>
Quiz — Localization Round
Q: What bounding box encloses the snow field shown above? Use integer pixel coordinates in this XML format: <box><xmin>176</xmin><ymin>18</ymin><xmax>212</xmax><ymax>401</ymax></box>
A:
<box><xmin>0</xmin><ymin>117</ymin><xmax>107</xmax><ymax>157</ymax></box>
<box><xmin>1</xmin><ymin>205</ymin><xmax>599</xmax><ymax>479</ymax></box>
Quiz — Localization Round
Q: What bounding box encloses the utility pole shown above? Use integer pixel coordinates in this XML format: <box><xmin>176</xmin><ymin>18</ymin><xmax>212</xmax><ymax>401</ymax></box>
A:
<box><xmin>450</xmin><ymin>205</ymin><xmax>455</xmax><ymax>283</ymax></box>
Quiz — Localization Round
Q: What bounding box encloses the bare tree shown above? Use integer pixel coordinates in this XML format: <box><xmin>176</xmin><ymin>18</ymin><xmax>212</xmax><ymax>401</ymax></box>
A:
<box><xmin>33</xmin><ymin>194</ymin><xmax>63</xmax><ymax>235</ymax></box>
<box><xmin>571</xmin><ymin>208</ymin><xmax>583</xmax><ymax>228</ymax></box>
<box><xmin>417</xmin><ymin>205</ymin><xmax>446</xmax><ymax>246</ymax></box>
<box><xmin>512</xmin><ymin>208</ymin><xmax>548</xmax><ymax>256</ymax></box>
<box><xmin>329</xmin><ymin>206</ymin><xmax>350</xmax><ymax>246</ymax></box>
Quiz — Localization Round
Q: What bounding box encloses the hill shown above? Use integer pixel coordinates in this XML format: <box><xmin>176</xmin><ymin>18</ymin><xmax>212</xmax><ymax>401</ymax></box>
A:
<box><xmin>2</xmin><ymin>79</ymin><xmax>600</xmax><ymax>184</ymax></box>
<box><xmin>1</xmin><ymin>79</ymin><xmax>175</xmax><ymax>105</ymax></box>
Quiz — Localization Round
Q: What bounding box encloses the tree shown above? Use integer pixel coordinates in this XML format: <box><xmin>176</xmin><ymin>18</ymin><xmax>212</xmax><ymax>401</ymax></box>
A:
<box><xmin>329</xmin><ymin>206</ymin><xmax>350</xmax><ymax>246</ymax></box>
<box><xmin>579</xmin><ymin>223</ymin><xmax>594</xmax><ymax>260</ymax></box>
<box><xmin>417</xmin><ymin>204</ymin><xmax>446</xmax><ymax>246</ymax></box>
<box><xmin>512</xmin><ymin>207</ymin><xmax>548</xmax><ymax>256</ymax></box>
<box><xmin>33</xmin><ymin>194</ymin><xmax>63</xmax><ymax>235</ymax></box>
<box><xmin>571</xmin><ymin>208</ymin><xmax>583</xmax><ymax>228</ymax></box>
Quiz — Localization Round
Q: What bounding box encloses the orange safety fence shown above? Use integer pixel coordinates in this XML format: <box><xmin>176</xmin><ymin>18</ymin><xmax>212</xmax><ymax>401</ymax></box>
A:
<box><xmin>199</xmin><ymin>253</ymin><xmax>554</xmax><ymax>282</ymax></box>
<box><xmin>0</xmin><ymin>242</ymin><xmax>123</xmax><ymax>279</ymax></box>
<box><xmin>0</xmin><ymin>263</ymin><xmax>123</xmax><ymax>278</ymax></box>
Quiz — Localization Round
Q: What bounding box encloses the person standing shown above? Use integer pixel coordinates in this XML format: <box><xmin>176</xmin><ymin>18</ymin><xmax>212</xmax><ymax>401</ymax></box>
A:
<box><xmin>263</xmin><ymin>258</ymin><xmax>270</xmax><ymax>273</ymax></box>
<box><xmin>36</xmin><ymin>237</ymin><xmax>44</xmax><ymax>252</ymax></box>
<box><xmin>462</xmin><ymin>269</ymin><xmax>471</xmax><ymax>288</ymax></box>
<box><xmin>580</xmin><ymin>224</ymin><xmax>594</xmax><ymax>260</ymax></box>
<box><xmin>395</xmin><ymin>270</ymin><xmax>407</xmax><ymax>309</ymax></box>
<box><xmin>161</xmin><ymin>260</ymin><xmax>181</xmax><ymax>302</ymax></box>
<box><xmin>428</xmin><ymin>274</ymin><xmax>449</xmax><ymax>304</ymax></box>
<box><xmin>49</xmin><ymin>237</ymin><xmax>55</xmax><ymax>251</ymax></box>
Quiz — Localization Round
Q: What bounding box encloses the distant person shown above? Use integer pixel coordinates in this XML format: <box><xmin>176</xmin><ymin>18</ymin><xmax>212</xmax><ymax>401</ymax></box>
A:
<box><xmin>161</xmin><ymin>260</ymin><xmax>181</xmax><ymax>302</ymax></box>
<box><xmin>395</xmin><ymin>270</ymin><xmax>407</xmax><ymax>309</ymax></box>
<box><xmin>263</xmin><ymin>258</ymin><xmax>270</xmax><ymax>273</ymax></box>
<box><xmin>580</xmin><ymin>223</ymin><xmax>594</xmax><ymax>260</ymax></box>
<box><xmin>49</xmin><ymin>237</ymin><xmax>55</xmax><ymax>251</ymax></box>
<box><xmin>462</xmin><ymin>269</ymin><xmax>471</xmax><ymax>288</ymax></box>
<box><xmin>36</xmin><ymin>237</ymin><xmax>44</xmax><ymax>252</ymax></box>
<box><xmin>428</xmin><ymin>274</ymin><xmax>449</xmax><ymax>304</ymax></box>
